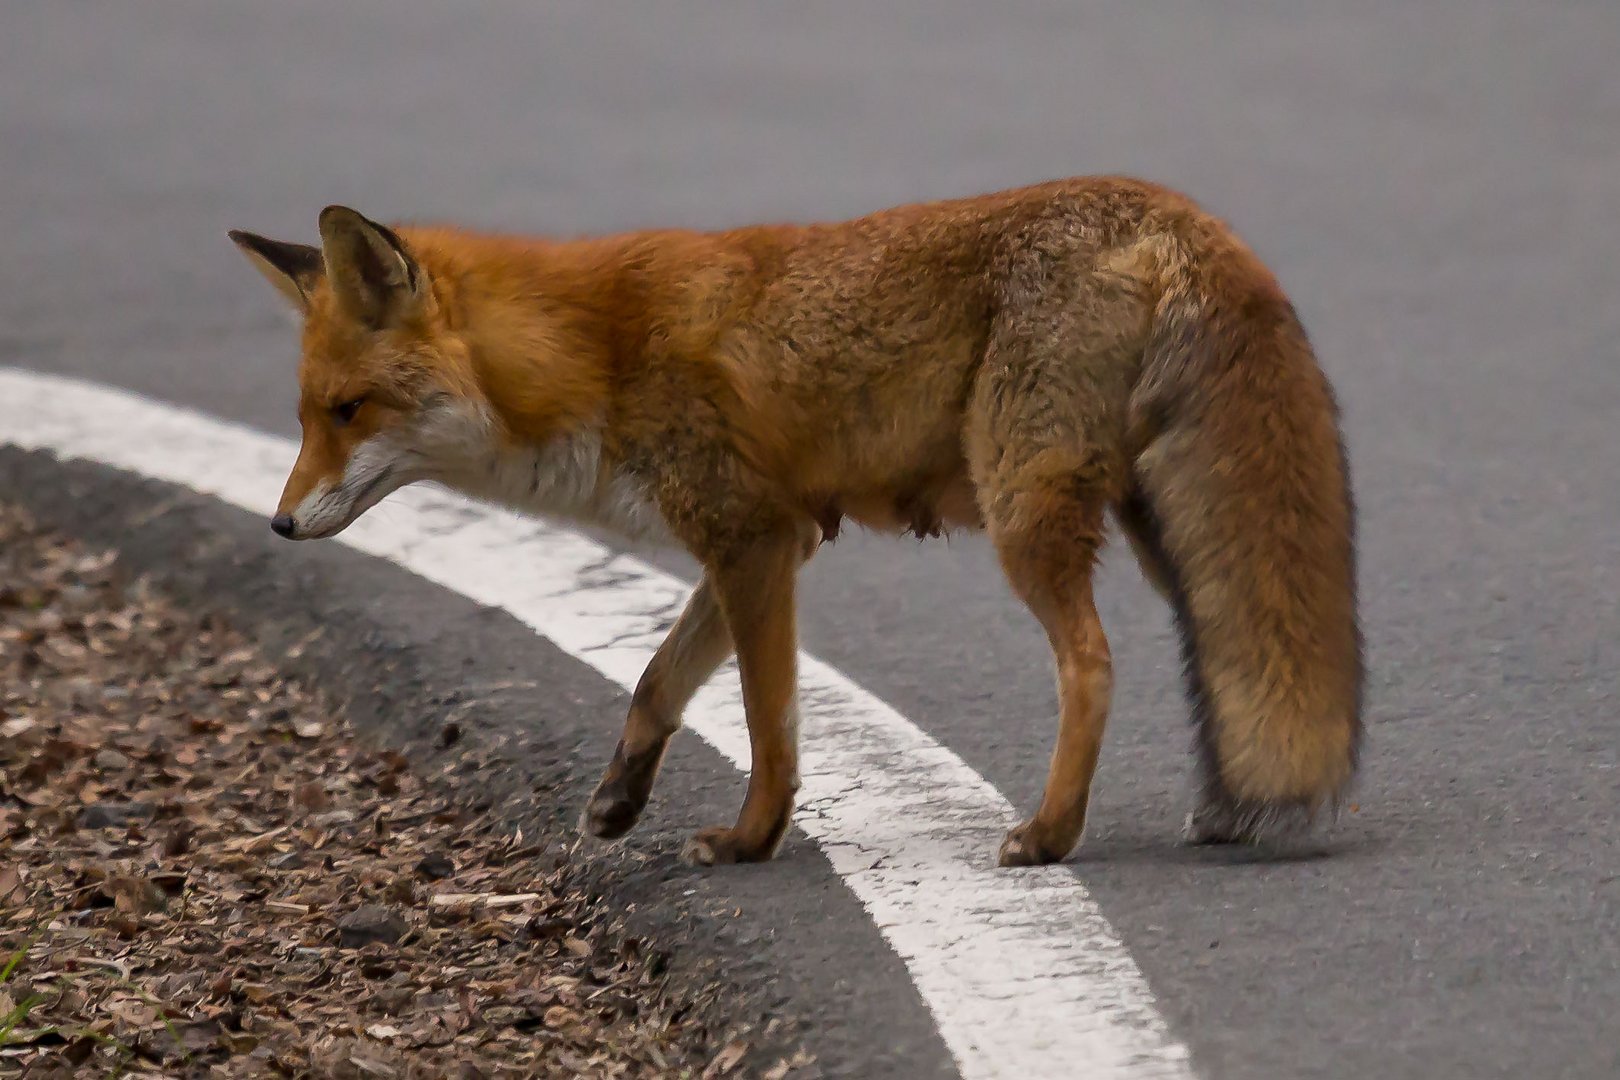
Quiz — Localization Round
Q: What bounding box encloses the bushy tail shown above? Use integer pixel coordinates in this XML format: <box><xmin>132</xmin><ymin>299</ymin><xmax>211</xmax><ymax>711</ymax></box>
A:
<box><xmin>1120</xmin><ymin>233</ymin><xmax>1363</xmax><ymax>842</ymax></box>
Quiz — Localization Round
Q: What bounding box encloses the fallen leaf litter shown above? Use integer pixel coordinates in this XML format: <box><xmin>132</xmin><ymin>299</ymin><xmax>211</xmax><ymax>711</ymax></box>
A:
<box><xmin>0</xmin><ymin>504</ymin><xmax>813</xmax><ymax>1078</ymax></box>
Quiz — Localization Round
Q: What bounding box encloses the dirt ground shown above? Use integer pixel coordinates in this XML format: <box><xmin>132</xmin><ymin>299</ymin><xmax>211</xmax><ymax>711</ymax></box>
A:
<box><xmin>0</xmin><ymin>504</ymin><xmax>810</xmax><ymax>1078</ymax></box>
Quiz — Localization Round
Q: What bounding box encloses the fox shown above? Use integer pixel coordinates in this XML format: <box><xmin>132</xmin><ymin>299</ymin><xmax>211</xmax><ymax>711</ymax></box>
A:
<box><xmin>228</xmin><ymin>176</ymin><xmax>1361</xmax><ymax>867</ymax></box>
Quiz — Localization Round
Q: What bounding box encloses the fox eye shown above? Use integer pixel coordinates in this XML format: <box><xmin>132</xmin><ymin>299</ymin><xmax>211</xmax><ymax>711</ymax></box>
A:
<box><xmin>331</xmin><ymin>397</ymin><xmax>366</xmax><ymax>425</ymax></box>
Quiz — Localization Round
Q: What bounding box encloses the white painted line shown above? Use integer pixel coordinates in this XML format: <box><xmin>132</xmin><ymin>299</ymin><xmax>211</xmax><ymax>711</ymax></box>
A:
<box><xmin>1</xmin><ymin>367</ymin><xmax>1195</xmax><ymax>1080</ymax></box>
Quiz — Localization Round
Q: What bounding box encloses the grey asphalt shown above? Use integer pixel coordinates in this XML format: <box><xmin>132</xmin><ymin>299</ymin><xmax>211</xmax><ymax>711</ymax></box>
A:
<box><xmin>3</xmin><ymin>3</ymin><xmax>1617</xmax><ymax>1078</ymax></box>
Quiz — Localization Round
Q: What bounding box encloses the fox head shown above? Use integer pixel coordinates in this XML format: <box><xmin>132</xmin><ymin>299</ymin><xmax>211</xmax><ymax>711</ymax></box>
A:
<box><xmin>229</xmin><ymin>207</ymin><xmax>495</xmax><ymax>540</ymax></box>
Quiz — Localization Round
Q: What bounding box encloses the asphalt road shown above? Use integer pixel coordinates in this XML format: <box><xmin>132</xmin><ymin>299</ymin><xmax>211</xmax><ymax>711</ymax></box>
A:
<box><xmin>4</xmin><ymin>3</ymin><xmax>1618</xmax><ymax>1077</ymax></box>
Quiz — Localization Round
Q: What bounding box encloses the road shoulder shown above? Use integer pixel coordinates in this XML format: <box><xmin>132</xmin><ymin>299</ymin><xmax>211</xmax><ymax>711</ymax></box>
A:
<box><xmin>0</xmin><ymin>447</ymin><xmax>959</xmax><ymax>1080</ymax></box>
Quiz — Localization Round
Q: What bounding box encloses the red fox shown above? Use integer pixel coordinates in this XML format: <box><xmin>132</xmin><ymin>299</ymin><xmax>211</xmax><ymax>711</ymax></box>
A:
<box><xmin>229</xmin><ymin>177</ymin><xmax>1361</xmax><ymax>867</ymax></box>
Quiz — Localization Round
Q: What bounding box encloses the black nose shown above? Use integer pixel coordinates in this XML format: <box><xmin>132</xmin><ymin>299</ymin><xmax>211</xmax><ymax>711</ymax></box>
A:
<box><xmin>270</xmin><ymin>514</ymin><xmax>296</xmax><ymax>538</ymax></box>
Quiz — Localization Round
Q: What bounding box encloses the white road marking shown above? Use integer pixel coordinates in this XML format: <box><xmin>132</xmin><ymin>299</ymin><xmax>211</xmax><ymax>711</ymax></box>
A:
<box><xmin>0</xmin><ymin>368</ymin><xmax>1195</xmax><ymax>1080</ymax></box>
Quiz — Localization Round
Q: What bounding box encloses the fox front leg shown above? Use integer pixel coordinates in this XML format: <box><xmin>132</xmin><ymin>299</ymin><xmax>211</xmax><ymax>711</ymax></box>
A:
<box><xmin>580</xmin><ymin>576</ymin><xmax>733</xmax><ymax>839</ymax></box>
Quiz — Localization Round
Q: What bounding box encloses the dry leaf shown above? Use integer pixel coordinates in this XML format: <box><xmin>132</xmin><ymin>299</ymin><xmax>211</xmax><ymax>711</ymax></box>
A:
<box><xmin>0</xmin><ymin>505</ymin><xmax>806</xmax><ymax>1078</ymax></box>
<box><xmin>0</xmin><ymin>717</ymin><xmax>36</xmax><ymax>738</ymax></box>
<box><xmin>704</xmin><ymin>1038</ymin><xmax>750</xmax><ymax>1078</ymax></box>
<box><xmin>428</xmin><ymin>892</ymin><xmax>540</xmax><ymax>911</ymax></box>
<box><xmin>295</xmin><ymin>779</ymin><xmax>332</xmax><ymax>812</ymax></box>
<box><xmin>0</xmin><ymin>862</ymin><xmax>23</xmax><ymax>905</ymax></box>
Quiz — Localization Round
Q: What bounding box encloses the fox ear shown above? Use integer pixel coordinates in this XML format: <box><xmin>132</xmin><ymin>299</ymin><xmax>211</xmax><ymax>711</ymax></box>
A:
<box><xmin>228</xmin><ymin>230</ymin><xmax>323</xmax><ymax>312</ymax></box>
<box><xmin>317</xmin><ymin>205</ymin><xmax>428</xmax><ymax>328</ymax></box>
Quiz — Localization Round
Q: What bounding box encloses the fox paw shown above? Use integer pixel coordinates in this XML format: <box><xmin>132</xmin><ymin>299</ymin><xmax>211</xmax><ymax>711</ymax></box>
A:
<box><xmin>579</xmin><ymin>793</ymin><xmax>641</xmax><ymax>840</ymax></box>
<box><xmin>681</xmin><ymin>826</ymin><xmax>776</xmax><ymax>866</ymax></box>
<box><xmin>580</xmin><ymin>739</ymin><xmax>666</xmax><ymax>841</ymax></box>
<box><xmin>997</xmin><ymin>822</ymin><xmax>1072</xmax><ymax>867</ymax></box>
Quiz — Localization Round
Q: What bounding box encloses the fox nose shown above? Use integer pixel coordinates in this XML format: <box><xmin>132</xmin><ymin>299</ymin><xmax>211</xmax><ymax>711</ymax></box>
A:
<box><xmin>270</xmin><ymin>514</ymin><xmax>296</xmax><ymax>538</ymax></box>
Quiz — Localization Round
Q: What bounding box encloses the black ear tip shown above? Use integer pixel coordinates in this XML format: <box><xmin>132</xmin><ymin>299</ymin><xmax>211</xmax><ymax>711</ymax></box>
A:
<box><xmin>319</xmin><ymin>205</ymin><xmax>365</xmax><ymax>229</ymax></box>
<box><xmin>227</xmin><ymin>229</ymin><xmax>253</xmax><ymax>247</ymax></box>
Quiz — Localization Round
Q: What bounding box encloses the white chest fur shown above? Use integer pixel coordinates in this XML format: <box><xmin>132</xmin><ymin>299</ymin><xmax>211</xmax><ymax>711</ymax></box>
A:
<box><xmin>481</xmin><ymin>430</ymin><xmax>670</xmax><ymax>543</ymax></box>
<box><xmin>408</xmin><ymin>400</ymin><xmax>670</xmax><ymax>544</ymax></box>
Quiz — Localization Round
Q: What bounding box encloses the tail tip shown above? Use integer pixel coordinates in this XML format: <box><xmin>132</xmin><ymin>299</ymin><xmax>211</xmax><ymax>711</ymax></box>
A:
<box><xmin>1181</xmin><ymin>786</ymin><xmax>1349</xmax><ymax>846</ymax></box>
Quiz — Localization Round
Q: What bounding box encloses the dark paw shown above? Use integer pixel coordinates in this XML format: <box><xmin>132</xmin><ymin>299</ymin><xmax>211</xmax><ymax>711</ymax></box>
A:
<box><xmin>581</xmin><ymin>793</ymin><xmax>641</xmax><ymax>840</ymax></box>
<box><xmin>579</xmin><ymin>739</ymin><xmax>666</xmax><ymax>841</ymax></box>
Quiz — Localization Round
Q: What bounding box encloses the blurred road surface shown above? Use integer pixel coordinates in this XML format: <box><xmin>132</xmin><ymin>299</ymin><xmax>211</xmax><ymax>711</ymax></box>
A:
<box><xmin>4</xmin><ymin>3</ymin><xmax>1617</xmax><ymax>1077</ymax></box>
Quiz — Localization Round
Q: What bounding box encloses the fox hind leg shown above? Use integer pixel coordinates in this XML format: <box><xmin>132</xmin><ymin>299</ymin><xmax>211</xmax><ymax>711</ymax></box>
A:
<box><xmin>988</xmin><ymin>486</ymin><xmax>1115</xmax><ymax>866</ymax></box>
<box><xmin>683</xmin><ymin>529</ymin><xmax>805</xmax><ymax>865</ymax></box>
<box><xmin>969</xmin><ymin>334</ymin><xmax>1136</xmax><ymax>863</ymax></box>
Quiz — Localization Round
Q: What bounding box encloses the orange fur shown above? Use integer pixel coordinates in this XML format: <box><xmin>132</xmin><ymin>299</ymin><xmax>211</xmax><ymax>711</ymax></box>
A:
<box><xmin>231</xmin><ymin>176</ymin><xmax>1362</xmax><ymax>864</ymax></box>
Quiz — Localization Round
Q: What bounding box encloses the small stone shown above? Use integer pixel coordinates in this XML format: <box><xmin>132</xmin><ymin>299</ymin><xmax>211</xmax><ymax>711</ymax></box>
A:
<box><xmin>335</xmin><ymin>904</ymin><xmax>408</xmax><ymax>949</ymax></box>
<box><xmin>414</xmin><ymin>852</ymin><xmax>455</xmax><ymax>880</ymax></box>
<box><xmin>93</xmin><ymin>748</ymin><xmax>130</xmax><ymax>770</ymax></box>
